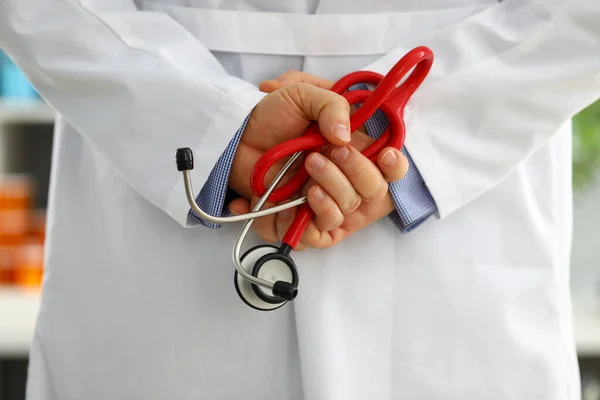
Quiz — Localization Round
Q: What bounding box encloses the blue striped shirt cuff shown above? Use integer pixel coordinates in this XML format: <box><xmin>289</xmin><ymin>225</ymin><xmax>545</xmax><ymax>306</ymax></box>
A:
<box><xmin>187</xmin><ymin>115</ymin><xmax>249</xmax><ymax>228</ymax></box>
<box><xmin>388</xmin><ymin>150</ymin><xmax>437</xmax><ymax>231</ymax></box>
<box><xmin>359</xmin><ymin>90</ymin><xmax>437</xmax><ymax>231</ymax></box>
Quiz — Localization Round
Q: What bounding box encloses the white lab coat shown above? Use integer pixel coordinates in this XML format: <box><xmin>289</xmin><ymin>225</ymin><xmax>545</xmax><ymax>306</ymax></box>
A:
<box><xmin>1</xmin><ymin>0</ymin><xmax>599</xmax><ymax>399</ymax></box>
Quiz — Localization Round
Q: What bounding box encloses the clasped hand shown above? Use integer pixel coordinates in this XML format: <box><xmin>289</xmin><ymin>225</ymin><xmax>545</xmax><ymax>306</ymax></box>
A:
<box><xmin>228</xmin><ymin>71</ymin><xmax>408</xmax><ymax>250</ymax></box>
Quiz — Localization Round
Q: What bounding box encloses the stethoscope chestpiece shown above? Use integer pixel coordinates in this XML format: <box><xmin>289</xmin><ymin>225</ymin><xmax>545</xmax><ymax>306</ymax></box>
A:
<box><xmin>251</xmin><ymin>244</ymin><xmax>298</xmax><ymax>302</ymax></box>
<box><xmin>234</xmin><ymin>244</ymin><xmax>299</xmax><ymax>311</ymax></box>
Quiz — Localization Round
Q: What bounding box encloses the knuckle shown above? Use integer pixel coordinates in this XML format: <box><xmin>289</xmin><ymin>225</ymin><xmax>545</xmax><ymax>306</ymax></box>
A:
<box><xmin>347</xmin><ymin>159</ymin><xmax>367</xmax><ymax>178</ymax></box>
<box><xmin>318</xmin><ymin>205</ymin><xmax>339</xmax><ymax>223</ymax></box>
<box><xmin>287</xmin><ymin>82</ymin><xmax>304</xmax><ymax>95</ymax></box>
<box><xmin>279</xmin><ymin>84</ymin><xmax>299</xmax><ymax>107</ymax></box>
<box><xmin>323</xmin><ymin>90</ymin><xmax>349</xmax><ymax>109</ymax></box>
<box><xmin>294</xmin><ymin>83</ymin><xmax>313</xmax><ymax>101</ymax></box>
<box><xmin>315</xmin><ymin>219</ymin><xmax>330</xmax><ymax>232</ymax></box>
<box><xmin>341</xmin><ymin>197</ymin><xmax>361</xmax><ymax>215</ymax></box>
<box><xmin>364</xmin><ymin>183</ymin><xmax>389</xmax><ymax>202</ymax></box>
<box><xmin>307</xmin><ymin>234</ymin><xmax>330</xmax><ymax>249</ymax></box>
<box><xmin>332</xmin><ymin>214</ymin><xmax>344</xmax><ymax>229</ymax></box>
<box><xmin>334</xmin><ymin>147</ymin><xmax>366</xmax><ymax>173</ymax></box>
<box><xmin>336</xmin><ymin>94</ymin><xmax>351</xmax><ymax>111</ymax></box>
<box><xmin>302</xmin><ymin>231</ymin><xmax>320</xmax><ymax>248</ymax></box>
<box><xmin>294</xmin><ymin>82</ymin><xmax>310</xmax><ymax>90</ymax></box>
<box><xmin>314</xmin><ymin>237</ymin><xmax>334</xmax><ymax>249</ymax></box>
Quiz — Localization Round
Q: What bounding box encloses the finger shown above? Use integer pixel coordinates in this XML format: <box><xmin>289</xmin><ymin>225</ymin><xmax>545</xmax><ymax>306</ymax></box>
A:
<box><xmin>306</xmin><ymin>185</ymin><xmax>344</xmax><ymax>231</ymax></box>
<box><xmin>274</xmin><ymin>201</ymin><xmax>297</xmax><ymax>243</ymax></box>
<box><xmin>228</xmin><ymin>197</ymin><xmax>251</xmax><ymax>216</ymax></box>
<box><xmin>260</xmin><ymin>73</ymin><xmax>370</xmax><ymax>141</ymax></box>
<box><xmin>278</xmin><ymin>184</ymin><xmax>334</xmax><ymax>249</ymax></box>
<box><xmin>376</xmin><ymin>148</ymin><xmax>409</xmax><ymax>183</ymax></box>
<box><xmin>304</xmin><ymin>152</ymin><xmax>361</xmax><ymax>214</ymax></box>
<box><xmin>259</xmin><ymin>70</ymin><xmax>335</xmax><ymax>93</ymax></box>
<box><xmin>316</xmin><ymin>130</ymin><xmax>373</xmax><ymax>162</ymax></box>
<box><xmin>230</xmin><ymin>197</ymin><xmax>312</xmax><ymax>250</ymax></box>
<box><xmin>277</xmin><ymin>70</ymin><xmax>335</xmax><ymax>90</ymax></box>
<box><xmin>328</xmin><ymin>145</ymin><xmax>389</xmax><ymax>203</ymax></box>
<box><xmin>298</xmin><ymin>220</ymin><xmax>334</xmax><ymax>249</ymax></box>
<box><xmin>229</xmin><ymin>196</ymin><xmax>279</xmax><ymax>243</ymax></box>
<box><xmin>258</xmin><ymin>79</ymin><xmax>284</xmax><ymax>93</ymax></box>
<box><xmin>285</xmin><ymin>83</ymin><xmax>352</xmax><ymax>145</ymax></box>
<box><xmin>248</xmin><ymin>196</ymin><xmax>279</xmax><ymax>244</ymax></box>
<box><xmin>347</xmin><ymin>129</ymin><xmax>374</xmax><ymax>152</ymax></box>
<box><xmin>274</xmin><ymin>199</ymin><xmax>315</xmax><ymax>251</ymax></box>
<box><xmin>349</xmin><ymin>104</ymin><xmax>369</xmax><ymax>136</ymax></box>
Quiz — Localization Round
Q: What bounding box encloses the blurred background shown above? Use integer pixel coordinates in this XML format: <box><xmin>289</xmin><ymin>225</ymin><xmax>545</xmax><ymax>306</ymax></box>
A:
<box><xmin>0</xmin><ymin>49</ymin><xmax>599</xmax><ymax>399</ymax></box>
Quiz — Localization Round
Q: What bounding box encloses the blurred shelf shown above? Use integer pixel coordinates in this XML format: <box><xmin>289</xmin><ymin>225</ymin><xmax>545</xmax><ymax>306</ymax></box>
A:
<box><xmin>574</xmin><ymin>308</ymin><xmax>600</xmax><ymax>357</ymax></box>
<box><xmin>0</xmin><ymin>288</ymin><xmax>598</xmax><ymax>357</ymax></box>
<box><xmin>0</xmin><ymin>288</ymin><xmax>40</xmax><ymax>357</ymax></box>
<box><xmin>0</xmin><ymin>100</ymin><xmax>55</xmax><ymax>125</ymax></box>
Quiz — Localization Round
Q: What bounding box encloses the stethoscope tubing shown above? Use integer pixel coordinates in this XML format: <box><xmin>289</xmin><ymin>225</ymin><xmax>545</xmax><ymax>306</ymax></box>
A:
<box><xmin>179</xmin><ymin>45</ymin><xmax>434</xmax><ymax>294</ymax></box>
<box><xmin>183</xmin><ymin>151</ymin><xmax>304</xmax><ymax>289</ymax></box>
<box><xmin>248</xmin><ymin>46</ymin><xmax>434</xmax><ymax>249</ymax></box>
<box><xmin>182</xmin><ymin>156</ymin><xmax>306</xmax><ymax>224</ymax></box>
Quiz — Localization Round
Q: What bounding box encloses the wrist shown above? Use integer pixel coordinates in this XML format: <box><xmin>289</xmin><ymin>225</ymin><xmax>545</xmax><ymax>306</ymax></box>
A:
<box><xmin>229</xmin><ymin>143</ymin><xmax>255</xmax><ymax>200</ymax></box>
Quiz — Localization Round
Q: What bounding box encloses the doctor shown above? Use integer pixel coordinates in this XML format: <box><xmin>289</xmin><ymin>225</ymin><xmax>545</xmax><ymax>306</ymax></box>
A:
<box><xmin>1</xmin><ymin>1</ymin><xmax>600</xmax><ymax>399</ymax></box>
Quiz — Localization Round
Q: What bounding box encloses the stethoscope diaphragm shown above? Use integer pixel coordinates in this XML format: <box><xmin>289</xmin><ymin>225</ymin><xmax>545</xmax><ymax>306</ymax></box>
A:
<box><xmin>234</xmin><ymin>244</ymin><xmax>298</xmax><ymax>311</ymax></box>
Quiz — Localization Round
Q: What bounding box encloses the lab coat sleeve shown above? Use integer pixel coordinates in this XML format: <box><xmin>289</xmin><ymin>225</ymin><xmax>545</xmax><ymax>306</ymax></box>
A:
<box><xmin>364</xmin><ymin>0</ymin><xmax>600</xmax><ymax>219</ymax></box>
<box><xmin>0</xmin><ymin>0</ymin><xmax>266</xmax><ymax>228</ymax></box>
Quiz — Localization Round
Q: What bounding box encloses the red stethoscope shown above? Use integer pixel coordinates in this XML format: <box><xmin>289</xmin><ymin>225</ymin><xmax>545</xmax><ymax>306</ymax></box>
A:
<box><xmin>176</xmin><ymin>46</ymin><xmax>434</xmax><ymax>311</ymax></box>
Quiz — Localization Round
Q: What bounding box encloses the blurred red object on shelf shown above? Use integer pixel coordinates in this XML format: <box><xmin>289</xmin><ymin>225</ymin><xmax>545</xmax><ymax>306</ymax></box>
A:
<box><xmin>0</xmin><ymin>174</ymin><xmax>34</xmax><ymax>210</ymax></box>
<box><xmin>14</xmin><ymin>237</ymin><xmax>44</xmax><ymax>289</ymax></box>
<box><xmin>0</xmin><ymin>174</ymin><xmax>45</xmax><ymax>289</ymax></box>
<box><xmin>0</xmin><ymin>246</ymin><xmax>15</xmax><ymax>284</ymax></box>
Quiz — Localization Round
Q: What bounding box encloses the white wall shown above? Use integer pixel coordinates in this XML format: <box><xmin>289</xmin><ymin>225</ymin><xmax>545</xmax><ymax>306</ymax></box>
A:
<box><xmin>571</xmin><ymin>173</ymin><xmax>600</xmax><ymax>313</ymax></box>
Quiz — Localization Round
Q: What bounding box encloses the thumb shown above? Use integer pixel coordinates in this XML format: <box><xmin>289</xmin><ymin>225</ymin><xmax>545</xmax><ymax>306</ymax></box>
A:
<box><xmin>376</xmin><ymin>148</ymin><xmax>409</xmax><ymax>183</ymax></box>
<box><xmin>228</xmin><ymin>197</ymin><xmax>251</xmax><ymax>216</ymax></box>
<box><xmin>284</xmin><ymin>83</ymin><xmax>352</xmax><ymax>146</ymax></box>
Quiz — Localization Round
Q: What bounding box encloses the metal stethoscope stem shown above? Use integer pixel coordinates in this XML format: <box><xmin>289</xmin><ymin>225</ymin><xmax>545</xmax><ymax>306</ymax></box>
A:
<box><xmin>180</xmin><ymin>150</ymin><xmax>305</xmax><ymax>290</ymax></box>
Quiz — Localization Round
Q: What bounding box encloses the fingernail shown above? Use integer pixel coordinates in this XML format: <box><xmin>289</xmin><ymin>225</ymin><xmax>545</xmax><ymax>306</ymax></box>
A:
<box><xmin>230</xmin><ymin>209</ymin><xmax>239</xmax><ymax>216</ymax></box>
<box><xmin>382</xmin><ymin>150</ymin><xmax>398</xmax><ymax>167</ymax></box>
<box><xmin>331</xmin><ymin>146</ymin><xmax>350</xmax><ymax>162</ymax></box>
<box><xmin>313</xmin><ymin>187</ymin><xmax>325</xmax><ymax>201</ymax></box>
<box><xmin>309</xmin><ymin>153</ymin><xmax>326</xmax><ymax>169</ymax></box>
<box><xmin>333</xmin><ymin>124</ymin><xmax>351</xmax><ymax>142</ymax></box>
